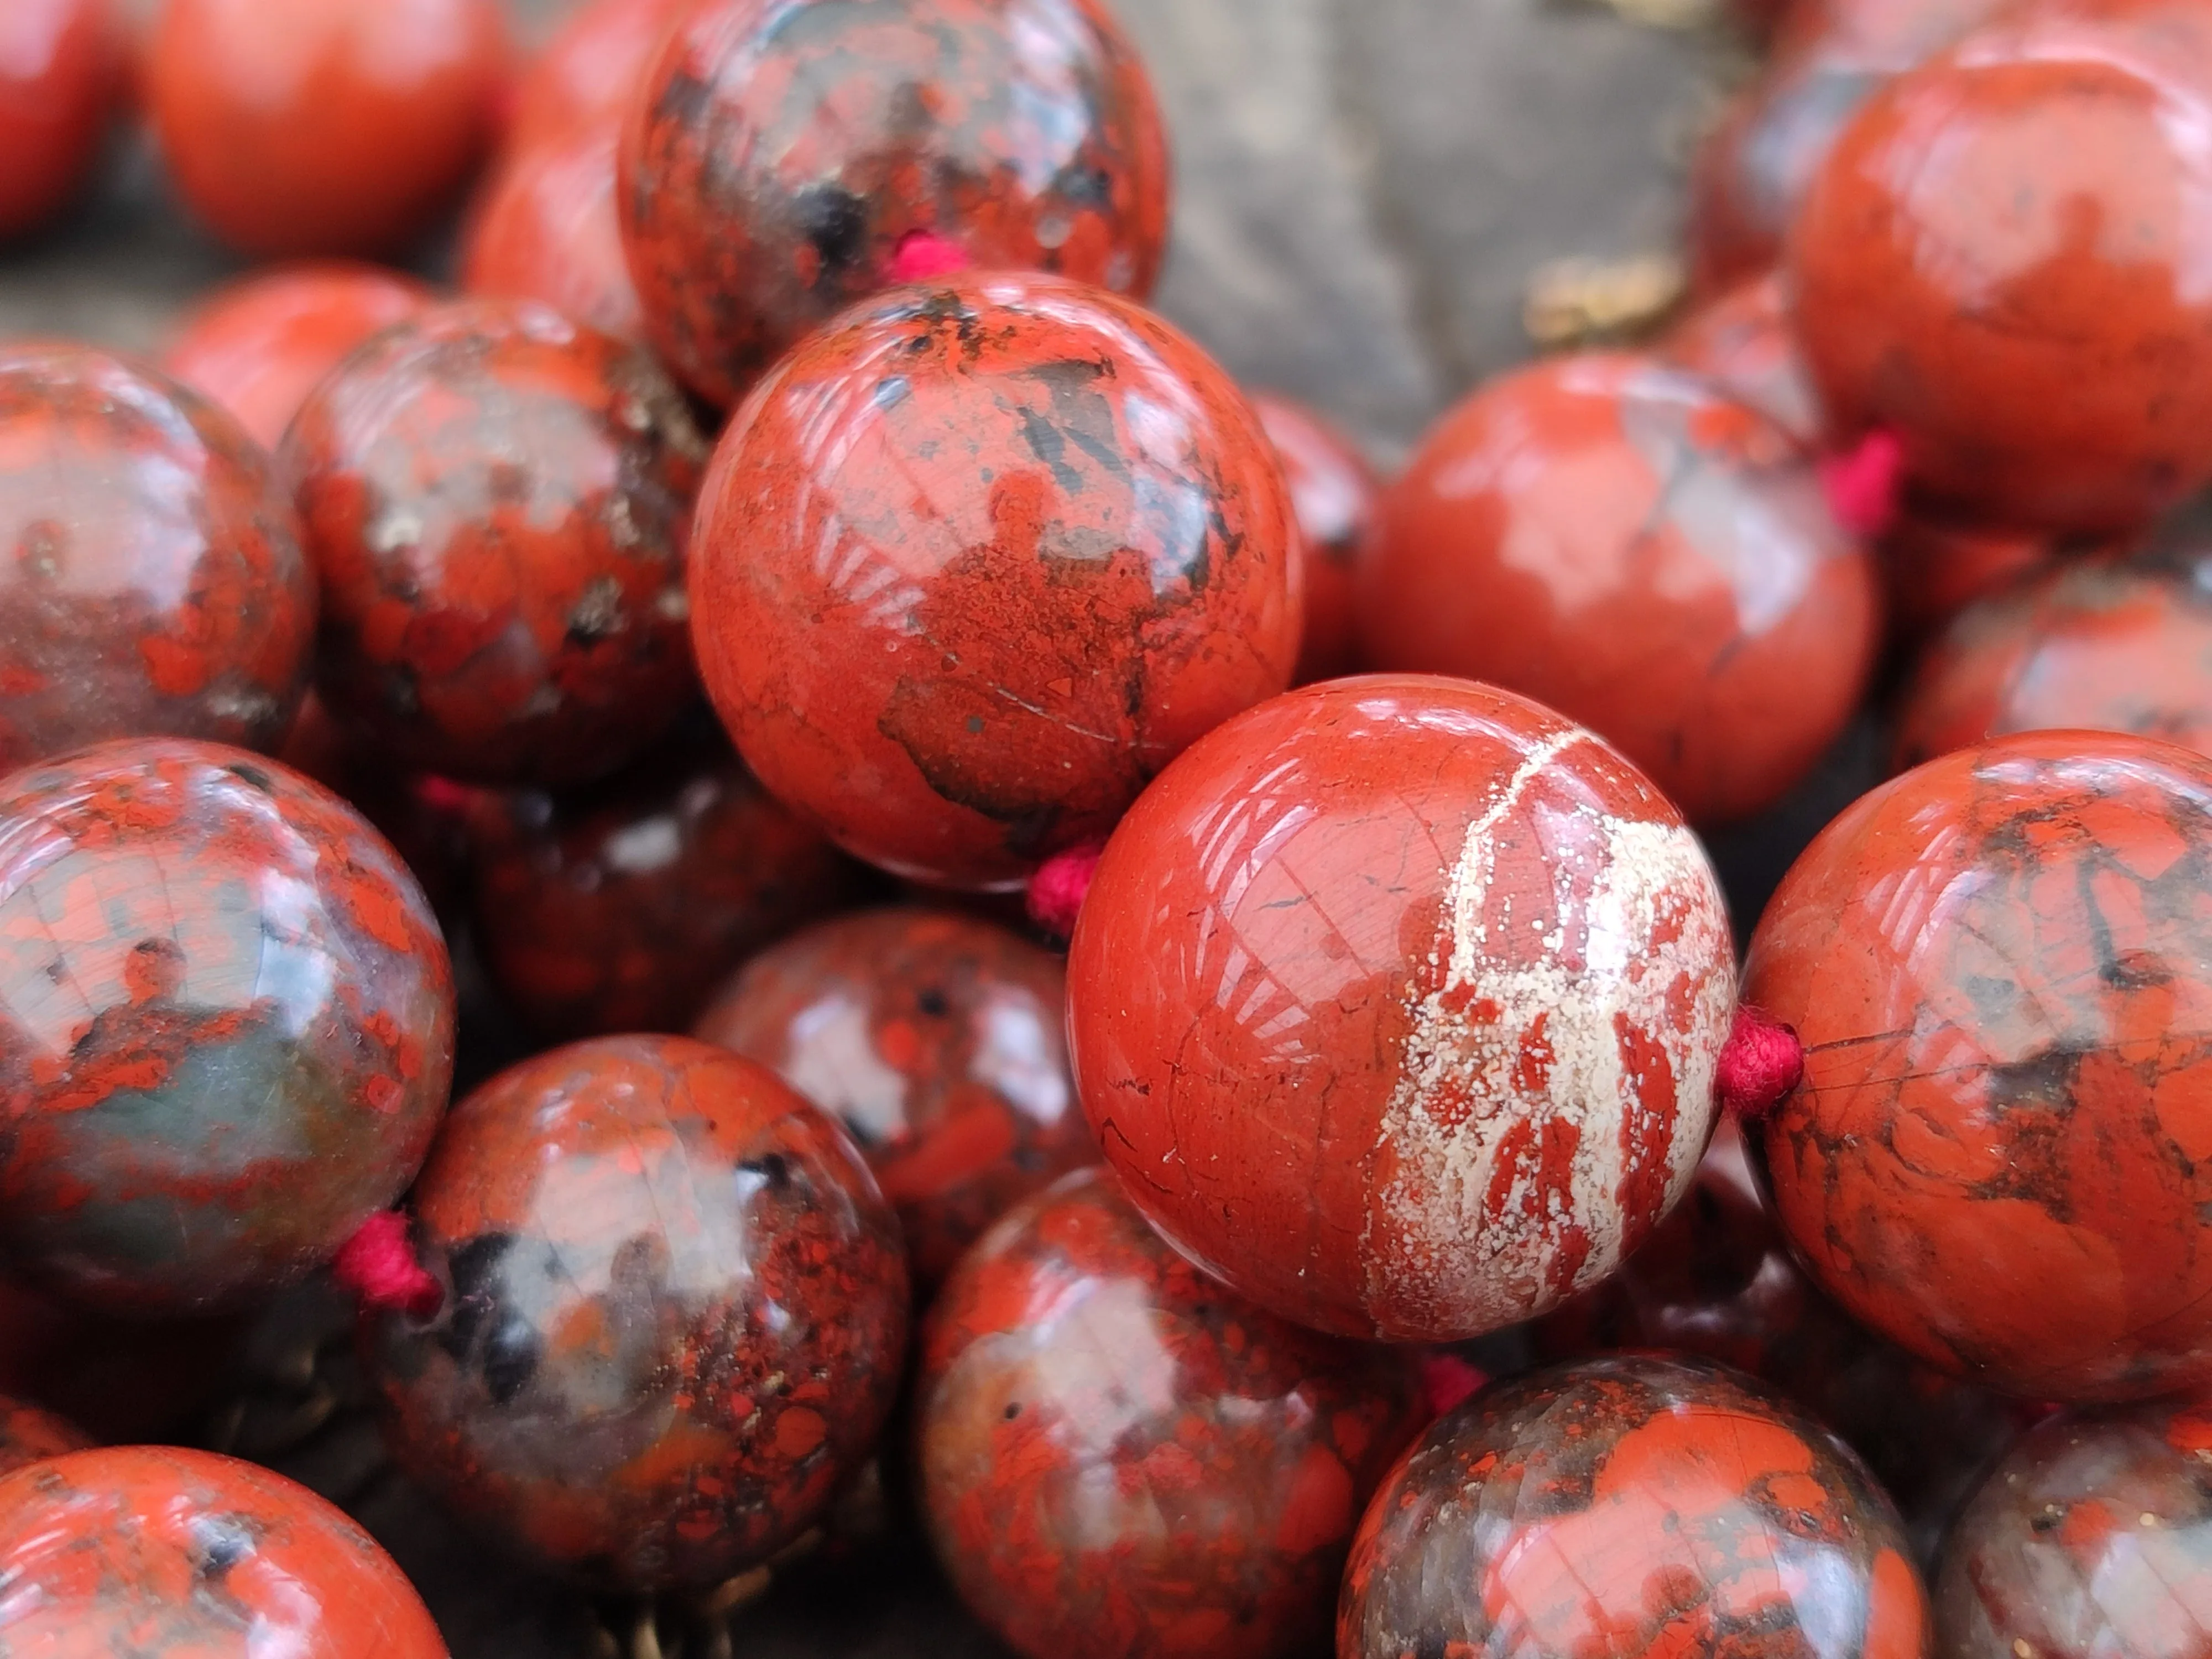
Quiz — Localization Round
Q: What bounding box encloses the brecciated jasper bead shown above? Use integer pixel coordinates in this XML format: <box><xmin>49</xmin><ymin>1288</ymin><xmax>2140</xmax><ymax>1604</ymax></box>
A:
<box><xmin>1338</xmin><ymin>1355</ymin><xmax>1932</xmax><ymax>1659</ymax></box>
<box><xmin>359</xmin><ymin>1035</ymin><xmax>907</xmax><ymax>1592</ymax></box>
<box><xmin>0</xmin><ymin>737</ymin><xmax>455</xmax><ymax>1316</ymax></box>
<box><xmin>1936</xmin><ymin>1400</ymin><xmax>2212</xmax><ymax>1659</ymax></box>
<box><xmin>0</xmin><ymin>1446</ymin><xmax>445</xmax><ymax>1657</ymax></box>
<box><xmin>1067</xmin><ymin>675</ymin><xmax>1737</xmax><ymax>1343</ymax></box>
<box><xmin>1747</xmin><ymin>729</ymin><xmax>2212</xmax><ymax>1401</ymax></box>
<box><xmin>919</xmin><ymin>1167</ymin><xmax>1426</xmax><ymax>1659</ymax></box>
<box><xmin>687</xmin><ymin>270</ymin><xmax>1300</xmax><ymax>891</ymax></box>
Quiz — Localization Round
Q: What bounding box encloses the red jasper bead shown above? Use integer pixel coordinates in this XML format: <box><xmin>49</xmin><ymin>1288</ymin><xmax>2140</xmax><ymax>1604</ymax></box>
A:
<box><xmin>1531</xmin><ymin>1118</ymin><xmax>2017</xmax><ymax>1562</ymax></box>
<box><xmin>0</xmin><ymin>342</ymin><xmax>316</xmax><ymax>773</ymax></box>
<box><xmin>1659</xmin><ymin>273</ymin><xmax>1823</xmax><ymax>450</ymax></box>
<box><xmin>1252</xmin><ymin>392</ymin><xmax>1382</xmax><ymax>685</ymax></box>
<box><xmin>284</xmin><ymin>298</ymin><xmax>707</xmax><ymax>787</ymax></box>
<box><xmin>619</xmin><ymin>0</ymin><xmax>1171</xmax><ymax>406</ymax></box>
<box><xmin>1936</xmin><ymin>1401</ymin><xmax>2212</xmax><ymax>1657</ymax></box>
<box><xmin>509</xmin><ymin>0</ymin><xmax>689</xmax><ymax>149</ymax></box>
<box><xmin>0</xmin><ymin>1394</ymin><xmax>88</xmax><ymax>1477</ymax></box>
<box><xmin>0</xmin><ymin>1446</ymin><xmax>445</xmax><ymax>1657</ymax></box>
<box><xmin>361</xmin><ymin>1034</ymin><xmax>908</xmax><ymax>1592</ymax></box>
<box><xmin>0</xmin><ymin>0</ymin><xmax>123</xmax><ymax>241</ymax></box>
<box><xmin>147</xmin><ymin>0</ymin><xmax>509</xmax><ymax>258</ymax></box>
<box><xmin>697</xmin><ymin>906</ymin><xmax>1095</xmax><ymax>1287</ymax></box>
<box><xmin>1882</xmin><ymin>511</ymin><xmax>2056</xmax><ymax>646</ymax></box>
<box><xmin>690</xmin><ymin>272</ymin><xmax>1300</xmax><ymax>890</ymax></box>
<box><xmin>1790</xmin><ymin>0</ymin><xmax>2212</xmax><ymax>533</ymax></box>
<box><xmin>1067</xmin><ymin>676</ymin><xmax>1737</xmax><ymax>1343</ymax></box>
<box><xmin>462</xmin><ymin>121</ymin><xmax>641</xmax><ymax>340</ymax></box>
<box><xmin>1746</xmin><ymin>730</ymin><xmax>2212</xmax><ymax>1401</ymax></box>
<box><xmin>1360</xmin><ymin>353</ymin><xmax>1880</xmax><ymax>826</ymax></box>
<box><xmin>0</xmin><ymin>737</ymin><xmax>455</xmax><ymax>1317</ymax></box>
<box><xmin>466</xmin><ymin>732</ymin><xmax>859</xmax><ymax>1039</ymax></box>
<box><xmin>1339</xmin><ymin>1355</ymin><xmax>1932</xmax><ymax>1659</ymax></box>
<box><xmin>1896</xmin><ymin>544</ymin><xmax>2212</xmax><ymax>772</ymax></box>
<box><xmin>919</xmin><ymin>1167</ymin><xmax>1424</xmax><ymax>1659</ymax></box>
<box><xmin>161</xmin><ymin>262</ymin><xmax>433</xmax><ymax>452</ymax></box>
<box><xmin>1687</xmin><ymin>0</ymin><xmax>2004</xmax><ymax>294</ymax></box>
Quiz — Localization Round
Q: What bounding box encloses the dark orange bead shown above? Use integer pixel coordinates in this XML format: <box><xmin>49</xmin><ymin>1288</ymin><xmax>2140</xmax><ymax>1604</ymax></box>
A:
<box><xmin>1896</xmin><ymin>542</ymin><xmax>2212</xmax><ymax>770</ymax></box>
<box><xmin>508</xmin><ymin>0</ymin><xmax>690</xmax><ymax>149</ymax></box>
<box><xmin>148</xmin><ymin>0</ymin><xmax>509</xmax><ymax>258</ymax></box>
<box><xmin>1881</xmin><ymin>511</ymin><xmax>2057</xmax><ymax>646</ymax></box>
<box><xmin>1360</xmin><ymin>353</ymin><xmax>1880</xmax><ymax>826</ymax></box>
<box><xmin>1252</xmin><ymin>392</ymin><xmax>1382</xmax><ymax>686</ymax></box>
<box><xmin>1747</xmin><ymin>729</ymin><xmax>2212</xmax><ymax>1400</ymax></box>
<box><xmin>0</xmin><ymin>738</ymin><xmax>456</xmax><ymax>1317</ymax></box>
<box><xmin>1339</xmin><ymin>1356</ymin><xmax>1931</xmax><ymax>1659</ymax></box>
<box><xmin>1687</xmin><ymin>0</ymin><xmax>2006</xmax><ymax>294</ymax></box>
<box><xmin>919</xmin><ymin>1168</ymin><xmax>1423</xmax><ymax>1659</ymax></box>
<box><xmin>1789</xmin><ymin>0</ymin><xmax>2212</xmax><ymax>532</ymax></box>
<box><xmin>0</xmin><ymin>0</ymin><xmax>123</xmax><ymax>240</ymax></box>
<box><xmin>467</xmin><ymin>732</ymin><xmax>859</xmax><ymax>1039</ymax></box>
<box><xmin>0</xmin><ymin>341</ymin><xmax>316</xmax><ymax>771</ymax></box>
<box><xmin>698</xmin><ymin>906</ymin><xmax>1095</xmax><ymax>1287</ymax></box>
<box><xmin>284</xmin><ymin>298</ymin><xmax>706</xmax><ymax>786</ymax></box>
<box><xmin>160</xmin><ymin>262</ymin><xmax>434</xmax><ymax>451</ymax></box>
<box><xmin>361</xmin><ymin>1035</ymin><xmax>908</xmax><ymax>1592</ymax></box>
<box><xmin>1658</xmin><ymin>272</ymin><xmax>1824</xmax><ymax>449</ymax></box>
<box><xmin>462</xmin><ymin>121</ymin><xmax>640</xmax><ymax>340</ymax></box>
<box><xmin>690</xmin><ymin>272</ymin><xmax>1299</xmax><ymax>889</ymax></box>
<box><xmin>619</xmin><ymin>0</ymin><xmax>1171</xmax><ymax>406</ymax></box>
<box><xmin>0</xmin><ymin>1446</ymin><xmax>445</xmax><ymax>1656</ymax></box>
<box><xmin>1067</xmin><ymin>676</ymin><xmax>1736</xmax><ymax>1342</ymax></box>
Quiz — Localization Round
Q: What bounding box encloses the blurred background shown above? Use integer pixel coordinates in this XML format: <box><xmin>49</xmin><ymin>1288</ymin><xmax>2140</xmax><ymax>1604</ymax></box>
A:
<box><xmin>0</xmin><ymin>0</ymin><xmax>1737</xmax><ymax>462</ymax></box>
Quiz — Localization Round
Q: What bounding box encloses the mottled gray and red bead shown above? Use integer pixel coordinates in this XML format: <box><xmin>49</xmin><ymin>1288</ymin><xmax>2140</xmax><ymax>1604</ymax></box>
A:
<box><xmin>697</xmin><ymin>906</ymin><xmax>1095</xmax><ymax>1286</ymax></box>
<box><xmin>0</xmin><ymin>342</ymin><xmax>315</xmax><ymax>773</ymax></box>
<box><xmin>920</xmin><ymin>1168</ymin><xmax>1425</xmax><ymax>1659</ymax></box>
<box><xmin>619</xmin><ymin>0</ymin><xmax>1171</xmax><ymax>406</ymax></box>
<box><xmin>1937</xmin><ymin>1401</ymin><xmax>2212</xmax><ymax>1659</ymax></box>
<box><xmin>1068</xmin><ymin>675</ymin><xmax>1736</xmax><ymax>1342</ymax></box>
<box><xmin>0</xmin><ymin>737</ymin><xmax>455</xmax><ymax>1317</ymax></box>
<box><xmin>360</xmin><ymin>1035</ymin><xmax>907</xmax><ymax>1592</ymax></box>
<box><xmin>1340</xmin><ymin>1355</ymin><xmax>1932</xmax><ymax>1659</ymax></box>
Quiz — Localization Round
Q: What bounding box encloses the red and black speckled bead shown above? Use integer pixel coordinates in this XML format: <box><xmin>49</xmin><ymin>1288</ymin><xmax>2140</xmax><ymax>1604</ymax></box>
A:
<box><xmin>1937</xmin><ymin>1401</ymin><xmax>2212</xmax><ymax>1658</ymax></box>
<box><xmin>0</xmin><ymin>737</ymin><xmax>455</xmax><ymax>1317</ymax></box>
<box><xmin>0</xmin><ymin>1393</ymin><xmax>89</xmax><ymax>1476</ymax></box>
<box><xmin>697</xmin><ymin>906</ymin><xmax>1095</xmax><ymax>1287</ymax></box>
<box><xmin>1068</xmin><ymin>676</ymin><xmax>1737</xmax><ymax>1343</ymax></box>
<box><xmin>1896</xmin><ymin>539</ymin><xmax>2212</xmax><ymax>771</ymax></box>
<box><xmin>1532</xmin><ymin>1118</ymin><xmax>2020</xmax><ymax>1566</ymax></box>
<box><xmin>1251</xmin><ymin>392</ymin><xmax>1382</xmax><ymax>686</ymax></box>
<box><xmin>284</xmin><ymin>298</ymin><xmax>707</xmax><ymax>787</ymax></box>
<box><xmin>361</xmin><ymin>1034</ymin><xmax>908</xmax><ymax>1592</ymax></box>
<box><xmin>0</xmin><ymin>1446</ymin><xmax>445</xmax><ymax>1657</ymax></box>
<box><xmin>1360</xmin><ymin>353</ymin><xmax>1880</xmax><ymax>826</ymax></box>
<box><xmin>466</xmin><ymin>730</ymin><xmax>861</xmax><ymax>1039</ymax></box>
<box><xmin>690</xmin><ymin>272</ymin><xmax>1300</xmax><ymax>890</ymax></box>
<box><xmin>1340</xmin><ymin>1355</ymin><xmax>1932</xmax><ymax>1659</ymax></box>
<box><xmin>0</xmin><ymin>342</ymin><xmax>316</xmax><ymax>774</ymax></box>
<box><xmin>1790</xmin><ymin>0</ymin><xmax>2212</xmax><ymax>533</ymax></box>
<box><xmin>463</xmin><ymin>122</ymin><xmax>642</xmax><ymax>341</ymax></box>
<box><xmin>619</xmin><ymin>0</ymin><xmax>1171</xmax><ymax>407</ymax></box>
<box><xmin>1747</xmin><ymin>730</ymin><xmax>2212</xmax><ymax>1401</ymax></box>
<box><xmin>919</xmin><ymin>1167</ymin><xmax>1425</xmax><ymax>1659</ymax></box>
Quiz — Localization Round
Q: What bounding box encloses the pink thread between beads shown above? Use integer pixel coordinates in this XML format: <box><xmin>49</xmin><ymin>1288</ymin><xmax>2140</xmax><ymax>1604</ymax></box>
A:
<box><xmin>1715</xmin><ymin>1004</ymin><xmax>1805</xmax><ymax>1120</ymax></box>
<box><xmin>333</xmin><ymin>1212</ymin><xmax>442</xmax><ymax>1319</ymax></box>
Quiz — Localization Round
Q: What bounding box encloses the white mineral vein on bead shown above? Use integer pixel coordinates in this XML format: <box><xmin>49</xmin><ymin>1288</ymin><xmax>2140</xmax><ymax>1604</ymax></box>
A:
<box><xmin>1369</xmin><ymin>731</ymin><xmax>1733</xmax><ymax>1336</ymax></box>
